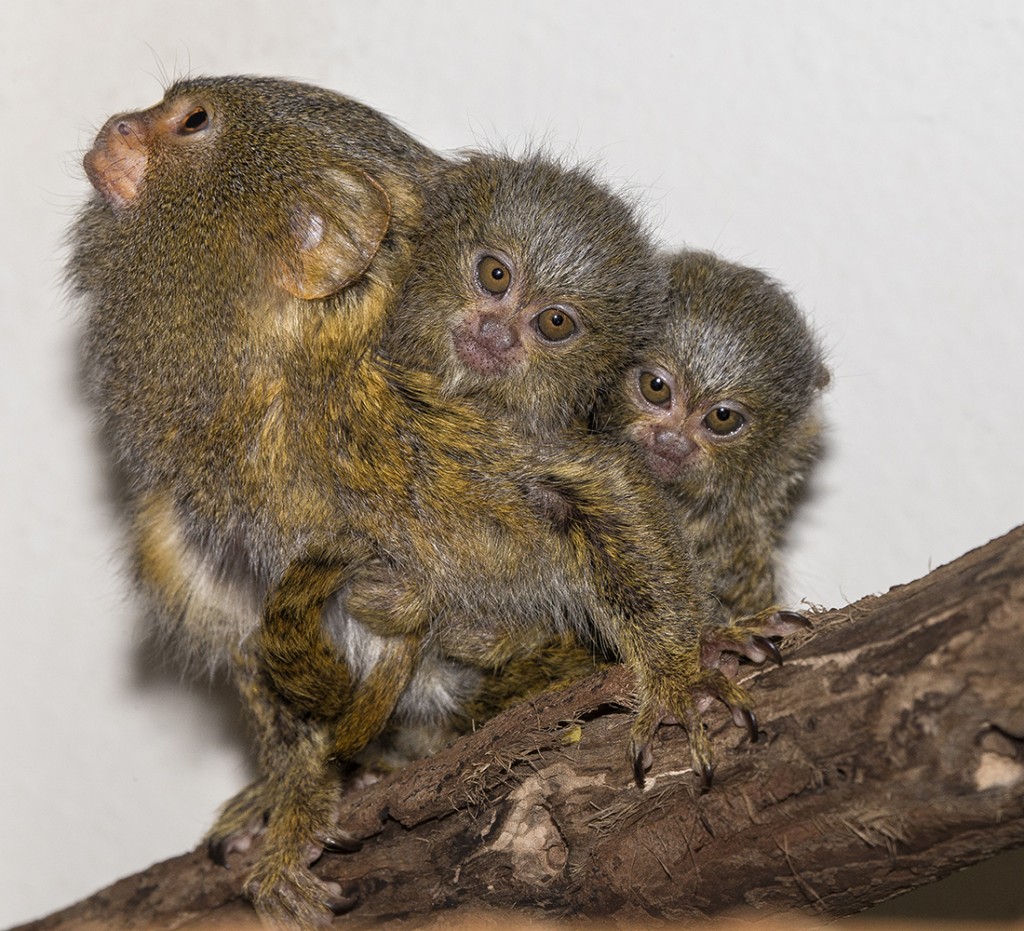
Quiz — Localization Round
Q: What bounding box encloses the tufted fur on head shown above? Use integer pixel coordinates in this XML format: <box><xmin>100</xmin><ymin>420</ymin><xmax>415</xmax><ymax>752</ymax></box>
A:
<box><xmin>384</xmin><ymin>151</ymin><xmax>670</xmax><ymax>440</ymax></box>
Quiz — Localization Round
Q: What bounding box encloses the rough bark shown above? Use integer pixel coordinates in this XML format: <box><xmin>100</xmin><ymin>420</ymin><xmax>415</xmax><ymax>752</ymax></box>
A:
<box><xmin>14</xmin><ymin>525</ymin><xmax>1024</xmax><ymax>930</ymax></box>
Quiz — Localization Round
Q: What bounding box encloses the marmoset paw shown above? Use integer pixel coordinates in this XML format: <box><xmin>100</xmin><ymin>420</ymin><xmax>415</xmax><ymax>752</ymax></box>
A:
<box><xmin>701</xmin><ymin>607</ymin><xmax>810</xmax><ymax>672</ymax></box>
<box><xmin>246</xmin><ymin>856</ymin><xmax>359</xmax><ymax>928</ymax></box>
<box><xmin>206</xmin><ymin>780</ymin><xmax>271</xmax><ymax>866</ymax></box>
<box><xmin>630</xmin><ymin>667</ymin><xmax>755</xmax><ymax>790</ymax></box>
<box><xmin>322</xmin><ymin>833</ymin><xmax>363</xmax><ymax>854</ymax></box>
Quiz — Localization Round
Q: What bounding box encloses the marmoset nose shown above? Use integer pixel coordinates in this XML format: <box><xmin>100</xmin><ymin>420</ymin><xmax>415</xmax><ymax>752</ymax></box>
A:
<box><xmin>476</xmin><ymin>316</ymin><xmax>517</xmax><ymax>351</ymax></box>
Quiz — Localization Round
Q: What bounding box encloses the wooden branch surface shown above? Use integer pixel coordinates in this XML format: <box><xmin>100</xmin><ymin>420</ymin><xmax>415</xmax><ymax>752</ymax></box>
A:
<box><xmin>15</xmin><ymin>525</ymin><xmax>1024</xmax><ymax>930</ymax></box>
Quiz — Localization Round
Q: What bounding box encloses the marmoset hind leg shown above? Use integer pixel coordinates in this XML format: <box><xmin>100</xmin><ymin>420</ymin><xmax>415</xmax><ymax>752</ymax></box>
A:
<box><xmin>207</xmin><ymin>650</ymin><xmax>359</xmax><ymax>926</ymax></box>
<box><xmin>210</xmin><ymin>556</ymin><xmax>421</xmax><ymax>925</ymax></box>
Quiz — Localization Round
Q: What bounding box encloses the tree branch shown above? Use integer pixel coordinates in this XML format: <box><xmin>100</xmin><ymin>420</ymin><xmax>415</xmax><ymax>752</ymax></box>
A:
<box><xmin>15</xmin><ymin>525</ymin><xmax>1024</xmax><ymax>930</ymax></box>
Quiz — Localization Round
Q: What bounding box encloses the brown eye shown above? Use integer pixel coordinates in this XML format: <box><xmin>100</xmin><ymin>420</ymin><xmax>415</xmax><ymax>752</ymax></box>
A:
<box><xmin>177</xmin><ymin>107</ymin><xmax>209</xmax><ymax>134</ymax></box>
<box><xmin>704</xmin><ymin>406</ymin><xmax>745</xmax><ymax>435</ymax></box>
<box><xmin>639</xmin><ymin>372</ymin><xmax>671</xmax><ymax>406</ymax></box>
<box><xmin>477</xmin><ymin>255</ymin><xmax>511</xmax><ymax>295</ymax></box>
<box><xmin>535</xmin><ymin>307</ymin><xmax>577</xmax><ymax>342</ymax></box>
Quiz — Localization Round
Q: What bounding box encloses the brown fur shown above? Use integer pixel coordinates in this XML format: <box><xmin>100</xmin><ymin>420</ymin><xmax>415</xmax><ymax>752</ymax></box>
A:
<box><xmin>71</xmin><ymin>75</ymin><xmax>442</xmax><ymax>927</ymax></box>
<box><xmin>72</xmin><ymin>78</ymin><xmax>768</xmax><ymax>924</ymax></box>
<box><xmin>464</xmin><ymin>249</ymin><xmax>828</xmax><ymax>724</ymax></box>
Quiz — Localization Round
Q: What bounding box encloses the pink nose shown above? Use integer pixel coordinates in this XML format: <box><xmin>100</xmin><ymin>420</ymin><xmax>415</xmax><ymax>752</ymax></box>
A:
<box><xmin>84</xmin><ymin>113</ymin><xmax>151</xmax><ymax>210</ymax></box>
<box><xmin>452</xmin><ymin>315</ymin><xmax>522</xmax><ymax>376</ymax></box>
<box><xmin>475</xmin><ymin>316</ymin><xmax>517</xmax><ymax>352</ymax></box>
<box><xmin>654</xmin><ymin>428</ymin><xmax>698</xmax><ymax>460</ymax></box>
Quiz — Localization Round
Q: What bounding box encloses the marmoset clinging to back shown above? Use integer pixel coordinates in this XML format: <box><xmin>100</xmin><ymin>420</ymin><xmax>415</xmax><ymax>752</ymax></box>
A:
<box><xmin>464</xmin><ymin>249</ymin><xmax>828</xmax><ymax>721</ymax></box>
<box><xmin>323</xmin><ymin>152</ymin><xmax>688</xmax><ymax>763</ymax></box>
<box><xmin>609</xmin><ymin>248</ymin><xmax>829</xmax><ymax>625</ymax></box>
<box><xmin>333</xmin><ymin>150</ymin><xmax>673</xmax><ymax>673</ymax></box>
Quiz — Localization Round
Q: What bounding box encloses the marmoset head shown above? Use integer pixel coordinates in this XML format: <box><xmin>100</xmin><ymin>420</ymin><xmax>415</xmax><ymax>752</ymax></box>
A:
<box><xmin>611</xmin><ymin>249</ymin><xmax>830</xmax><ymax>502</ymax></box>
<box><xmin>387</xmin><ymin>153</ymin><xmax>668</xmax><ymax>436</ymax></box>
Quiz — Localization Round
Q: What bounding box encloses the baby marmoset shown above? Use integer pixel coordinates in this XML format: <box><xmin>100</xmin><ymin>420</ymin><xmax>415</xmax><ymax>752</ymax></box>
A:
<box><xmin>612</xmin><ymin>248</ymin><xmax>829</xmax><ymax>622</ymax></box>
<box><xmin>465</xmin><ymin>248</ymin><xmax>828</xmax><ymax>720</ymax></box>
<box><xmin>336</xmin><ymin>152</ymin><xmax>690</xmax><ymax>765</ymax></box>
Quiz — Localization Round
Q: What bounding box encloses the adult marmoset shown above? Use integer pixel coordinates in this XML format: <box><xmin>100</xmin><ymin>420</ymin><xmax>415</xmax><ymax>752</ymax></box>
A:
<box><xmin>71</xmin><ymin>74</ymin><xmax>444</xmax><ymax>925</ymax></box>
<box><xmin>73</xmin><ymin>80</ymin><xmax>764</xmax><ymax>925</ymax></box>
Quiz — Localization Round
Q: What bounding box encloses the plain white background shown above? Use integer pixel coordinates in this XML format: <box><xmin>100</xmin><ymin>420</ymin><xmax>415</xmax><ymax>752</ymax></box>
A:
<box><xmin>2</xmin><ymin>1</ymin><xmax>1023</xmax><ymax>925</ymax></box>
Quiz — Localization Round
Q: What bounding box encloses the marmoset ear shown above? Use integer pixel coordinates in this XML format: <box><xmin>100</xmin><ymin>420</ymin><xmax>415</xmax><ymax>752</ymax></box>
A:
<box><xmin>277</xmin><ymin>166</ymin><xmax>392</xmax><ymax>299</ymax></box>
